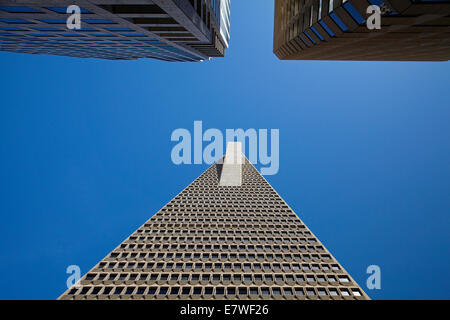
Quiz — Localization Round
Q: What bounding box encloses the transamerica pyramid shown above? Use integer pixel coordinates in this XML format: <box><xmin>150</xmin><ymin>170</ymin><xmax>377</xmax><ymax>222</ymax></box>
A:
<box><xmin>59</xmin><ymin>142</ymin><xmax>369</xmax><ymax>300</ymax></box>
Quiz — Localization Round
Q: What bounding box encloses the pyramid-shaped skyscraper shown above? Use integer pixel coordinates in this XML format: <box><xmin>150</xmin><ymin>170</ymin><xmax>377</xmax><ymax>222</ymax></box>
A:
<box><xmin>59</xmin><ymin>143</ymin><xmax>369</xmax><ymax>300</ymax></box>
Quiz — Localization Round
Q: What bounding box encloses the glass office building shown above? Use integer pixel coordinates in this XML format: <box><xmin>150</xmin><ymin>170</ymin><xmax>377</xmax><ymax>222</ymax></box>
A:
<box><xmin>0</xmin><ymin>0</ymin><xmax>231</xmax><ymax>61</ymax></box>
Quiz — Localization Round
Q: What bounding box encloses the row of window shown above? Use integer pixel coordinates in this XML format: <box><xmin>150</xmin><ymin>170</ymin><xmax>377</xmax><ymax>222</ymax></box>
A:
<box><xmin>118</xmin><ymin>243</ymin><xmax>325</xmax><ymax>252</ymax></box>
<box><xmin>0</xmin><ymin>26</ymin><xmax>138</xmax><ymax>32</ymax></box>
<box><xmin>95</xmin><ymin>261</ymin><xmax>341</xmax><ymax>273</ymax></box>
<box><xmin>160</xmin><ymin>209</ymin><xmax>292</xmax><ymax>214</ymax></box>
<box><xmin>0</xmin><ymin>6</ymin><xmax>92</xmax><ymax>14</ymax></box>
<box><xmin>127</xmin><ymin>236</ymin><xmax>318</xmax><ymax>244</ymax></box>
<box><xmin>298</xmin><ymin>1</ymin><xmax>390</xmax><ymax>48</ymax></box>
<box><xmin>0</xmin><ymin>31</ymin><xmax>157</xmax><ymax>38</ymax></box>
<box><xmin>150</xmin><ymin>218</ymin><xmax>302</xmax><ymax>225</ymax></box>
<box><xmin>0</xmin><ymin>41</ymin><xmax>191</xmax><ymax>53</ymax></box>
<box><xmin>0</xmin><ymin>37</ymin><xmax>200</xmax><ymax>61</ymax></box>
<box><xmin>143</xmin><ymin>224</ymin><xmax>305</xmax><ymax>231</ymax></box>
<box><xmin>169</xmin><ymin>195</ymin><xmax>279</xmax><ymax>201</ymax></box>
<box><xmin>108</xmin><ymin>251</ymin><xmax>328</xmax><ymax>261</ymax></box>
<box><xmin>136</xmin><ymin>228</ymin><xmax>307</xmax><ymax>236</ymax></box>
<box><xmin>179</xmin><ymin>186</ymin><xmax>275</xmax><ymax>192</ymax></box>
<box><xmin>67</xmin><ymin>285</ymin><xmax>362</xmax><ymax>298</ymax></box>
<box><xmin>192</xmin><ymin>180</ymin><xmax>269</xmax><ymax>185</ymax></box>
<box><xmin>0</xmin><ymin>18</ymin><xmax>119</xmax><ymax>25</ymax></box>
<box><xmin>131</xmin><ymin>235</ymin><xmax>313</xmax><ymax>242</ymax></box>
<box><xmin>0</xmin><ymin>41</ymin><xmax>197</xmax><ymax>55</ymax></box>
<box><xmin>144</xmin><ymin>221</ymin><xmax>305</xmax><ymax>227</ymax></box>
<box><xmin>177</xmin><ymin>191</ymin><xmax>280</xmax><ymax>197</ymax></box>
<box><xmin>166</xmin><ymin>201</ymin><xmax>288</xmax><ymax>207</ymax></box>
<box><xmin>0</xmin><ymin>48</ymin><xmax>191</xmax><ymax>62</ymax></box>
<box><xmin>82</xmin><ymin>272</ymin><xmax>351</xmax><ymax>285</ymax></box>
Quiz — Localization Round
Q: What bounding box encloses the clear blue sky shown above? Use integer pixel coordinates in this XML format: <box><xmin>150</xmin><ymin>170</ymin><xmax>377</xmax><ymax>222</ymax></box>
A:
<box><xmin>0</xmin><ymin>1</ymin><xmax>449</xmax><ymax>300</ymax></box>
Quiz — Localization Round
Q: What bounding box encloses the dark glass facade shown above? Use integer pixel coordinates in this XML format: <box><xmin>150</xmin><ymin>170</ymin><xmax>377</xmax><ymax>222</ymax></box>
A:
<box><xmin>0</xmin><ymin>1</ymin><xmax>231</xmax><ymax>61</ymax></box>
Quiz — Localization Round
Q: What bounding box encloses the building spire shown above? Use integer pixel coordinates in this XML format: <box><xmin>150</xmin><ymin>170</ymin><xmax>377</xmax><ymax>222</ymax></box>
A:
<box><xmin>219</xmin><ymin>142</ymin><xmax>243</xmax><ymax>187</ymax></box>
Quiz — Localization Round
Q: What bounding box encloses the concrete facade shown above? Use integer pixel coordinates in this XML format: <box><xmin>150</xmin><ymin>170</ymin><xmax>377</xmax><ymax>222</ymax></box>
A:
<box><xmin>59</xmin><ymin>151</ymin><xmax>369</xmax><ymax>300</ymax></box>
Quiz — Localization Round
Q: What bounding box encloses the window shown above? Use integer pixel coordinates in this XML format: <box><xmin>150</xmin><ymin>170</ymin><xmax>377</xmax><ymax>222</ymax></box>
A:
<box><xmin>0</xmin><ymin>27</ymin><xmax>25</xmax><ymax>31</ymax></box>
<box><xmin>46</xmin><ymin>7</ymin><xmax>91</xmax><ymax>14</ymax></box>
<box><xmin>328</xmin><ymin>0</ymin><xmax>334</xmax><ymax>13</ymax></box>
<box><xmin>125</xmin><ymin>287</ymin><xmax>134</xmax><ymax>295</ymax></box>
<box><xmin>272</xmin><ymin>288</ymin><xmax>281</xmax><ymax>295</ymax></box>
<box><xmin>310</xmin><ymin>26</ymin><xmax>324</xmax><ymax>41</ymax></box>
<box><xmin>249</xmin><ymin>287</ymin><xmax>258</xmax><ymax>295</ymax></box>
<box><xmin>68</xmin><ymin>288</ymin><xmax>78</xmax><ymax>295</ymax></box>
<box><xmin>137</xmin><ymin>287</ymin><xmax>146</xmax><ymax>294</ymax></box>
<box><xmin>202</xmin><ymin>274</ymin><xmax>210</xmax><ymax>281</ymax></box>
<box><xmin>318</xmin><ymin>288</ymin><xmax>327</xmax><ymax>296</ymax></box>
<box><xmin>103</xmin><ymin>287</ymin><xmax>112</xmax><ymax>295</ymax></box>
<box><xmin>85</xmin><ymin>274</ymin><xmax>95</xmax><ymax>281</ymax></box>
<box><xmin>169</xmin><ymin>287</ymin><xmax>179</xmax><ymax>295</ymax></box>
<box><xmin>0</xmin><ymin>18</ymin><xmax>33</xmax><ymax>24</ymax></box>
<box><xmin>343</xmin><ymin>2</ymin><xmax>365</xmax><ymax>24</ymax></box>
<box><xmin>216</xmin><ymin>287</ymin><xmax>225</xmax><ymax>295</ymax></box>
<box><xmin>304</xmin><ymin>31</ymin><xmax>317</xmax><ymax>45</ymax></box>
<box><xmin>33</xmin><ymin>27</ymin><xmax>61</xmax><ymax>32</ymax></box>
<box><xmin>204</xmin><ymin>287</ymin><xmax>213</xmax><ymax>295</ymax></box>
<box><xmin>285</xmin><ymin>275</ymin><xmax>294</xmax><ymax>282</ymax></box>
<box><xmin>181</xmin><ymin>287</ymin><xmax>190</xmax><ymax>295</ymax></box>
<box><xmin>329</xmin><ymin>12</ymin><xmax>348</xmax><ymax>31</ymax></box>
<box><xmin>307</xmin><ymin>288</ymin><xmax>316</xmax><ymax>296</ymax></box>
<box><xmin>83</xmin><ymin>19</ymin><xmax>116</xmax><ymax>24</ymax></box>
<box><xmin>295</xmin><ymin>288</ymin><xmax>304</xmax><ymax>296</ymax></box>
<box><xmin>284</xmin><ymin>288</ymin><xmax>293</xmax><ymax>296</ymax></box>
<box><xmin>318</xmin><ymin>0</ymin><xmax>323</xmax><ymax>19</ymax></box>
<box><xmin>352</xmin><ymin>289</ymin><xmax>362</xmax><ymax>297</ymax></box>
<box><xmin>113</xmin><ymin>287</ymin><xmax>123</xmax><ymax>295</ymax></box>
<box><xmin>121</xmin><ymin>34</ymin><xmax>147</xmax><ymax>37</ymax></box>
<box><xmin>160</xmin><ymin>274</ymin><xmax>168</xmax><ymax>281</ymax></box>
<box><xmin>227</xmin><ymin>287</ymin><xmax>236</xmax><ymax>295</ymax></box>
<box><xmin>238</xmin><ymin>287</ymin><xmax>247</xmax><ymax>295</ymax></box>
<box><xmin>38</xmin><ymin>19</ymin><xmax>69</xmax><ymax>24</ymax></box>
<box><xmin>60</xmin><ymin>34</ymin><xmax>85</xmax><ymax>37</ymax></box>
<box><xmin>191</xmin><ymin>274</ymin><xmax>200</xmax><ymax>281</ymax></box>
<box><xmin>0</xmin><ymin>6</ymin><xmax>40</xmax><ymax>13</ymax></box>
<box><xmin>159</xmin><ymin>287</ymin><xmax>168</xmax><ymax>295</ymax></box>
<box><xmin>193</xmin><ymin>287</ymin><xmax>202</xmax><ymax>295</ymax></box>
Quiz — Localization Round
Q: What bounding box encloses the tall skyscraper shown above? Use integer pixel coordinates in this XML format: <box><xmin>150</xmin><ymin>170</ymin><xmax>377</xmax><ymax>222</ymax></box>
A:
<box><xmin>274</xmin><ymin>0</ymin><xmax>450</xmax><ymax>61</ymax></box>
<box><xmin>59</xmin><ymin>143</ymin><xmax>369</xmax><ymax>300</ymax></box>
<box><xmin>0</xmin><ymin>0</ymin><xmax>230</xmax><ymax>61</ymax></box>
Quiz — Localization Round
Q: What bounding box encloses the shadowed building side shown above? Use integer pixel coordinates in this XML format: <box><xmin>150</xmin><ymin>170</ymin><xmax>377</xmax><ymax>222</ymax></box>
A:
<box><xmin>274</xmin><ymin>0</ymin><xmax>450</xmax><ymax>61</ymax></box>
